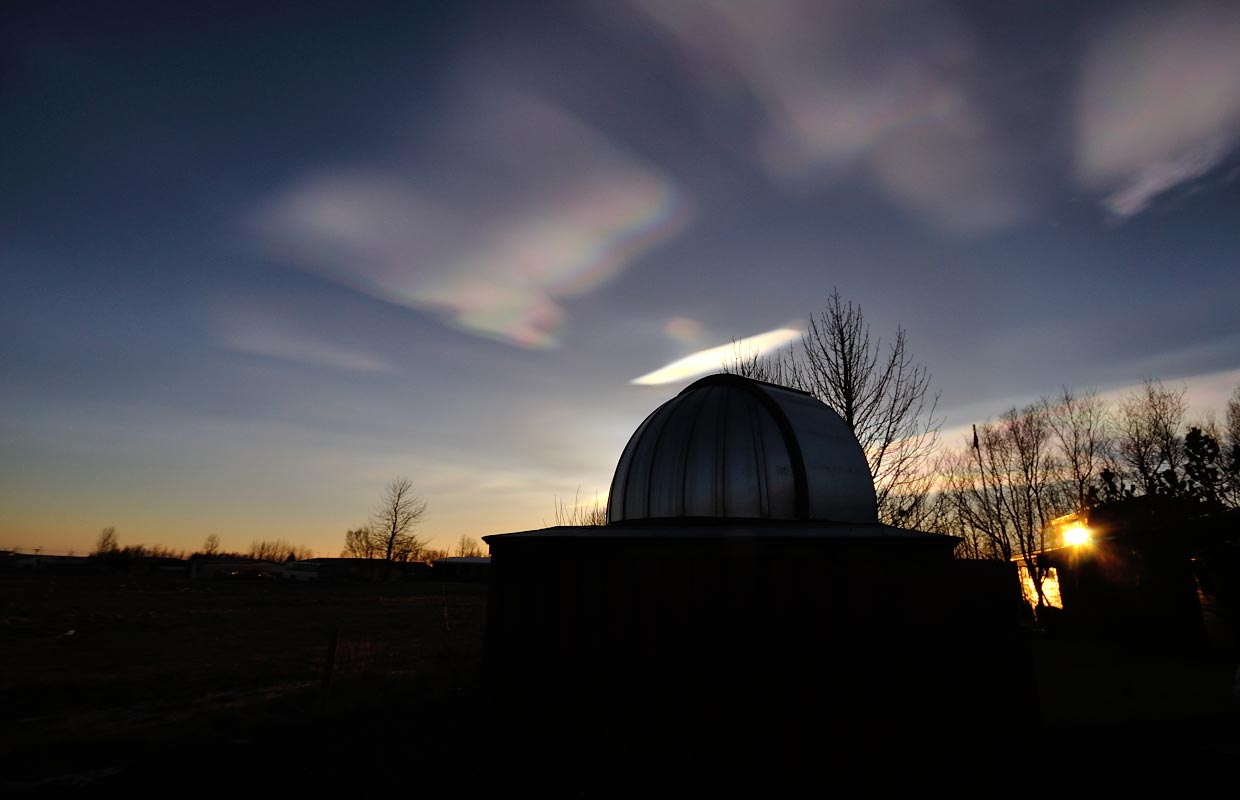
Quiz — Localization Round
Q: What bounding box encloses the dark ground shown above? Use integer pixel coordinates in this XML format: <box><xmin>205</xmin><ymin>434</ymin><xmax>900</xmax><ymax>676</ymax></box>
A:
<box><xmin>2</xmin><ymin>572</ymin><xmax>1238</xmax><ymax>796</ymax></box>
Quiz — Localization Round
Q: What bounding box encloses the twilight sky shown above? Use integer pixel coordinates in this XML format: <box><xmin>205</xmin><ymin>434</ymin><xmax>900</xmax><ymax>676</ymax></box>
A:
<box><xmin>4</xmin><ymin>0</ymin><xmax>1240</xmax><ymax>557</ymax></box>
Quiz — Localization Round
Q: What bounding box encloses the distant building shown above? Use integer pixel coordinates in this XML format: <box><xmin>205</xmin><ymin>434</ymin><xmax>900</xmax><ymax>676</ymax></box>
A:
<box><xmin>273</xmin><ymin>558</ymin><xmax>430</xmax><ymax>582</ymax></box>
<box><xmin>432</xmin><ymin>557</ymin><xmax>491</xmax><ymax>582</ymax></box>
<box><xmin>189</xmin><ymin>558</ymin><xmax>282</xmax><ymax>580</ymax></box>
<box><xmin>1016</xmin><ymin>502</ymin><xmax>1240</xmax><ymax>647</ymax></box>
<box><xmin>1011</xmin><ymin>511</ymin><xmax>1089</xmax><ymax>612</ymax></box>
<box><xmin>10</xmin><ymin>554</ymin><xmax>97</xmax><ymax>575</ymax></box>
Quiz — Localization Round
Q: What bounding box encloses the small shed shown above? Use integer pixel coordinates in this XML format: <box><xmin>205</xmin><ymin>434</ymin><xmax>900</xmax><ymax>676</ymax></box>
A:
<box><xmin>1020</xmin><ymin>503</ymin><xmax>1240</xmax><ymax>648</ymax></box>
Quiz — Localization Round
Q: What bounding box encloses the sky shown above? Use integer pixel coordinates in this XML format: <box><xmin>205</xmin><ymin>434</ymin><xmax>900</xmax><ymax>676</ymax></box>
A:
<box><xmin>4</xmin><ymin>0</ymin><xmax>1240</xmax><ymax>557</ymax></box>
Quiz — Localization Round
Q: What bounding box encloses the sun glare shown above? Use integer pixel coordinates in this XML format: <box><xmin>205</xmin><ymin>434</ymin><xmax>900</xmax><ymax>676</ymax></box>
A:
<box><xmin>1063</xmin><ymin>524</ymin><xmax>1091</xmax><ymax>547</ymax></box>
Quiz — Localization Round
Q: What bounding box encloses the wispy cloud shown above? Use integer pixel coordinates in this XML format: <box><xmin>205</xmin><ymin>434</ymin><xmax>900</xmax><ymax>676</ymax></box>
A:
<box><xmin>257</xmin><ymin>88</ymin><xmax>686</xmax><ymax>348</ymax></box>
<box><xmin>624</xmin><ymin>0</ymin><xmax>1031</xmax><ymax>234</ymax></box>
<box><xmin>1076</xmin><ymin>3</ymin><xmax>1240</xmax><ymax>216</ymax></box>
<box><xmin>631</xmin><ymin>326</ymin><xmax>801</xmax><ymax>385</ymax></box>
<box><xmin>213</xmin><ymin>306</ymin><xmax>396</xmax><ymax>373</ymax></box>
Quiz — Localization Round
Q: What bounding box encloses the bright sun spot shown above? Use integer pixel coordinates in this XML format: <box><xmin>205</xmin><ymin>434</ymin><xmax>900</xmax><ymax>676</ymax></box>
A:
<box><xmin>1063</xmin><ymin>525</ymin><xmax>1091</xmax><ymax>546</ymax></box>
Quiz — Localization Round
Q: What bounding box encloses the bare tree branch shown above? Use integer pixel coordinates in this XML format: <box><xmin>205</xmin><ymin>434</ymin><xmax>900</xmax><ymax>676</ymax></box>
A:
<box><xmin>342</xmin><ymin>526</ymin><xmax>381</xmax><ymax>558</ymax></box>
<box><xmin>723</xmin><ymin>288</ymin><xmax>942</xmax><ymax>526</ymax></box>
<box><xmin>371</xmin><ymin>476</ymin><xmax>430</xmax><ymax>569</ymax></box>
<box><xmin>1116</xmin><ymin>379</ymin><xmax>1187</xmax><ymax>496</ymax></box>
<box><xmin>1044</xmin><ymin>387</ymin><xmax>1111</xmax><ymax>512</ymax></box>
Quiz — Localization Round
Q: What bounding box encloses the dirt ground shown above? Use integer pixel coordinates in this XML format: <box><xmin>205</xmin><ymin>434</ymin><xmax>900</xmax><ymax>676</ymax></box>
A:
<box><xmin>3</xmin><ymin>571</ymin><xmax>1238</xmax><ymax>795</ymax></box>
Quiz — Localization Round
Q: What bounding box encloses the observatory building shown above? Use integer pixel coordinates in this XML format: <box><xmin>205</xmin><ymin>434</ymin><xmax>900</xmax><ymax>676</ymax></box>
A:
<box><xmin>483</xmin><ymin>374</ymin><xmax>1034</xmax><ymax>784</ymax></box>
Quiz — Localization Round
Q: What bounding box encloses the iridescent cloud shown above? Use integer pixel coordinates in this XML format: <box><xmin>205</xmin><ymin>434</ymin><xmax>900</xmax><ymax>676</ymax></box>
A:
<box><xmin>663</xmin><ymin>316</ymin><xmax>705</xmax><ymax>345</ymax></box>
<box><xmin>258</xmin><ymin>89</ymin><xmax>686</xmax><ymax>348</ymax></box>
<box><xmin>1076</xmin><ymin>3</ymin><xmax>1240</xmax><ymax>216</ymax></box>
<box><xmin>631</xmin><ymin>327</ymin><xmax>801</xmax><ymax>385</ymax></box>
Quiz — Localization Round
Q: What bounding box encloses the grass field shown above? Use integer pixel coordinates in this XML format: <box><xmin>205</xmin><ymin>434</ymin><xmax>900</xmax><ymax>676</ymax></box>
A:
<box><xmin>1</xmin><ymin>572</ymin><xmax>488</xmax><ymax>792</ymax></box>
<box><xmin>3</xmin><ymin>571</ymin><xmax>1239</xmax><ymax>795</ymax></box>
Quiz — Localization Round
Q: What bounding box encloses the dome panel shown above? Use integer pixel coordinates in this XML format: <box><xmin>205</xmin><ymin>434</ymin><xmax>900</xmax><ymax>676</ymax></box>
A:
<box><xmin>647</xmin><ymin>389</ymin><xmax>704</xmax><ymax>518</ymax></box>
<box><xmin>607</xmin><ymin>374</ymin><xmax>877</xmax><ymax>524</ymax></box>
<box><xmin>761</xmin><ymin>386</ymin><xmax>878</xmax><ymax>523</ymax></box>
<box><xmin>721</xmin><ymin>396</ymin><xmax>762</xmax><ymax>517</ymax></box>
<box><xmin>681</xmin><ymin>384</ymin><xmax>724</xmax><ymax>517</ymax></box>
<box><xmin>617</xmin><ymin>394</ymin><xmax>675</xmax><ymax>519</ymax></box>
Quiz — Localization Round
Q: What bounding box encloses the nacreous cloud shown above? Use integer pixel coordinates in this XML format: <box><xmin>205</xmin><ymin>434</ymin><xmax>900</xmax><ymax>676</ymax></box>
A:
<box><xmin>631</xmin><ymin>327</ymin><xmax>801</xmax><ymax>385</ymax></box>
<box><xmin>257</xmin><ymin>89</ymin><xmax>686</xmax><ymax>348</ymax></box>
<box><xmin>1077</xmin><ymin>3</ymin><xmax>1240</xmax><ymax>216</ymax></box>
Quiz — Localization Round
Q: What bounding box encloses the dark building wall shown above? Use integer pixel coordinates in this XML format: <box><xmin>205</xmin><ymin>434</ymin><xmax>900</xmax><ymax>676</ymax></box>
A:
<box><xmin>1040</xmin><ymin>509</ymin><xmax>1240</xmax><ymax>650</ymax></box>
<box><xmin>483</xmin><ymin>531</ymin><xmax>1036</xmax><ymax>780</ymax></box>
<box><xmin>433</xmin><ymin>559</ymin><xmax>490</xmax><ymax>582</ymax></box>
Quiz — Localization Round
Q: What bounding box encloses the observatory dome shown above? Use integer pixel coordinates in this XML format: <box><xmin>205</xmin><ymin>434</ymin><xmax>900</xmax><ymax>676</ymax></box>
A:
<box><xmin>607</xmin><ymin>374</ymin><xmax>877</xmax><ymax>524</ymax></box>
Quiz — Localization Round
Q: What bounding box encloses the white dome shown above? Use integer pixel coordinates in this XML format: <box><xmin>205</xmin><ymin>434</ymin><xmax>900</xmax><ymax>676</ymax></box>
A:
<box><xmin>607</xmin><ymin>374</ymin><xmax>877</xmax><ymax>524</ymax></box>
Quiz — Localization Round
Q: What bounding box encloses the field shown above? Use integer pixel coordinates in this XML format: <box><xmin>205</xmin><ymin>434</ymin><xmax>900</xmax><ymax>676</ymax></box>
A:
<box><xmin>1</xmin><ymin>572</ymin><xmax>489</xmax><ymax>793</ymax></box>
<box><xmin>3</xmin><ymin>570</ymin><xmax>1240</xmax><ymax>795</ymax></box>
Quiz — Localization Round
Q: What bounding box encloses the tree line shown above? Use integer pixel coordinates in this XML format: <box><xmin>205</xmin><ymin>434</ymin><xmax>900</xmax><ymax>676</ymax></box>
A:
<box><xmin>339</xmin><ymin>476</ymin><xmax>486</xmax><ymax>564</ymax></box>
<box><xmin>725</xmin><ymin>289</ymin><xmax>1240</xmax><ymax>565</ymax></box>
<box><xmin>92</xmin><ymin>526</ymin><xmax>318</xmax><ymax>563</ymax></box>
<box><xmin>85</xmin><ymin>476</ymin><xmax>482</xmax><ymax>572</ymax></box>
<box><xmin>934</xmin><ymin>380</ymin><xmax>1239</xmax><ymax>561</ymax></box>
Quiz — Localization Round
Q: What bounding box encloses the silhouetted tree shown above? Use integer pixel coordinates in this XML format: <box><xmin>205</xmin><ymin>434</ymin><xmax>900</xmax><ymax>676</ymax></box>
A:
<box><xmin>94</xmin><ymin>527</ymin><xmax>119</xmax><ymax>556</ymax></box>
<box><xmin>1044</xmin><ymin>386</ymin><xmax>1112</xmax><ymax>512</ymax></box>
<box><xmin>371</xmin><ymin>477</ymin><xmax>430</xmax><ymax>571</ymax></box>
<box><xmin>724</xmin><ymin>288</ymin><xmax>941</xmax><ymax>527</ymax></box>
<box><xmin>1183</xmin><ymin>426</ymin><xmax>1226</xmax><ymax>508</ymax></box>
<box><xmin>1115</xmin><ymin>379</ymin><xmax>1187</xmax><ymax>496</ymax></box>
<box><xmin>940</xmin><ymin>405</ymin><xmax>1070</xmax><ymax>608</ymax></box>
<box><xmin>454</xmin><ymin>535</ymin><xmax>486</xmax><ymax>558</ymax></box>
<box><xmin>249</xmin><ymin>539</ymin><xmax>313</xmax><ymax>562</ymax></box>
<box><xmin>421</xmin><ymin>547</ymin><xmax>450</xmax><ymax>564</ymax></box>
<box><xmin>202</xmin><ymin>534</ymin><xmax>220</xmax><ymax>556</ymax></box>
<box><xmin>1093</xmin><ymin>466</ymin><xmax>1131</xmax><ymax>505</ymax></box>
<box><xmin>1225</xmin><ymin>385</ymin><xmax>1240</xmax><ymax>508</ymax></box>
<box><xmin>551</xmin><ymin>488</ymin><xmax>607</xmax><ymax>526</ymax></box>
<box><xmin>341</xmin><ymin>526</ymin><xmax>381</xmax><ymax>559</ymax></box>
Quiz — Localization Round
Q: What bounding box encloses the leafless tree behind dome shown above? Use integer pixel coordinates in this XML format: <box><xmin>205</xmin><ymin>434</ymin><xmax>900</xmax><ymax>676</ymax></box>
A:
<box><xmin>724</xmin><ymin>288</ymin><xmax>942</xmax><ymax>527</ymax></box>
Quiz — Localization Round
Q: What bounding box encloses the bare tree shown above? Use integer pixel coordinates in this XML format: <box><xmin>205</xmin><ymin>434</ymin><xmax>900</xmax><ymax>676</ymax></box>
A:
<box><xmin>371</xmin><ymin>477</ymin><xmax>430</xmax><ymax>567</ymax></box>
<box><xmin>202</xmin><ymin>534</ymin><xmax>220</xmax><ymax>556</ymax></box>
<box><xmin>1044</xmin><ymin>387</ymin><xmax>1111</xmax><ymax>512</ymax></box>
<box><xmin>551</xmin><ymin>488</ymin><xmax>607</xmax><ymax>527</ymax></box>
<box><xmin>723</xmin><ymin>288</ymin><xmax>942</xmax><ymax>526</ymax></box>
<box><xmin>341</xmin><ymin>526</ymin><xmax>380</xmax><ymax>559</ymax></box>
<box><xmin>249</xmin><ymin>539</ymin><xmax>314</xmax><ymax>562</ymax></box>
<box><xmin>1115</xmin><ymin>379</ymin><xmax>1187</xmax><ymax>496</ymax></box>
<box><xmin>1225</xmin><ymin>385</ymin><xmax>1240</xmax><ymax>508</ymax></box>
<box><xmin>941</xmin><ymin>424</ymin><xmax>1018</xmax><ymax>562</ymax></box>
<box><xmin>1227</xmin><ymin>385</ymin><xmax>1240</xmax><ymax>450</ymax></box>
<box><xmin>940</xmin><ymin>406</ymin><xmax>1071</xmax><ymax>609</ymax></box>
<box><xmin>421</xmin><ymin>547</ymin><xmax>450</xmax><ymax>564</ymax></box>
<box><xmin>94</xmin><ymin>527</ymin><xmax>119</xmax><ymax>555</ymax></box>
<box><xmin>454</xmin><ymin>535</ymin><xmax>486</xmax><ymax>558</ymax></box>
<box><xmin>723</xmin><ymin>338</ymin><xmax>796</xmax><ymax>387</ymax></box>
